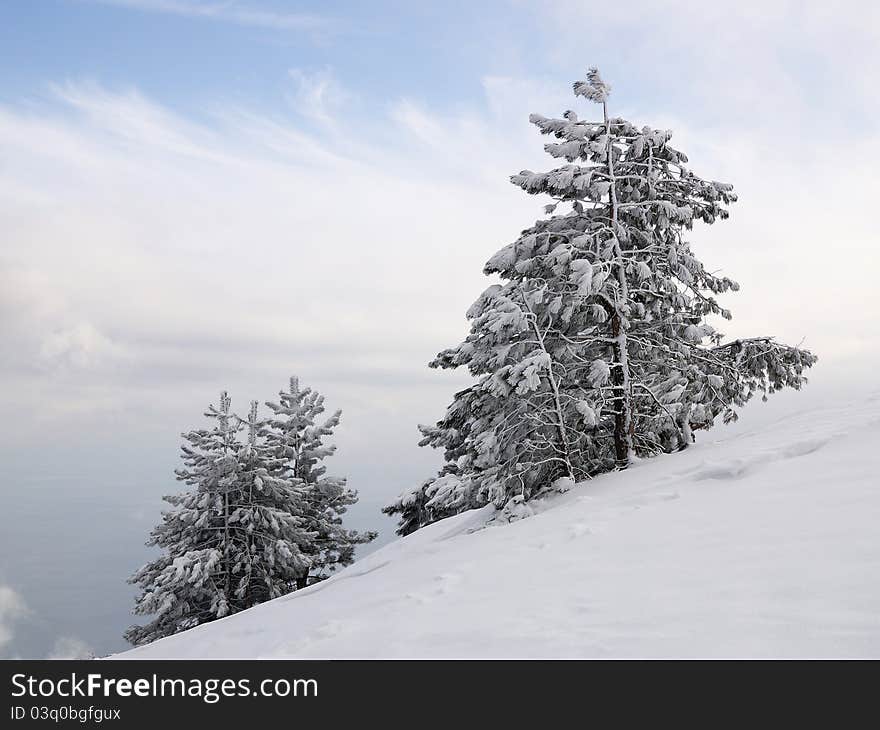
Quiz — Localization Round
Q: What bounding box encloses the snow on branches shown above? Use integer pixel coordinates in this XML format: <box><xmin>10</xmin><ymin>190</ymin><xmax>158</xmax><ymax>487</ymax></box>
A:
<box><xmin>385</xmin><ymin>68</ymin><xmax>816</xmax><ymax>536</ymax></box>
<box><xmin>125</xmin><ymin>379</ymin><xmax>374</xmax><ymax>646</ymax></box>
<box><xmin>264</xmin><ymin>377</ymin><xmax>377</xmax><ymax>587</ymax></box>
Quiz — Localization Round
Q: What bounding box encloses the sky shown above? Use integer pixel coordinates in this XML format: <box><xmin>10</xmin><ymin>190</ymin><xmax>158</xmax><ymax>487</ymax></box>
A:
<box><xmin>0</xmin><ymin>0</ymin><xmax>878</xmax><ymax>658</ymax></box>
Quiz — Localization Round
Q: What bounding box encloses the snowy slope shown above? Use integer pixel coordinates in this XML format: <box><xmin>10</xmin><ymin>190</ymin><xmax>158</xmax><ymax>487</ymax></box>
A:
<box><xmin>116</xmin><ymin>395</ymin><xmax>880</xmax><ymax>658</ymax></box>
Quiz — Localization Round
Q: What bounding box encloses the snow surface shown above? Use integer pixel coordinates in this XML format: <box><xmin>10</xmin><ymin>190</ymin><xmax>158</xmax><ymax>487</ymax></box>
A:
<box><xmin>116</xmin><ymin>395</ymin><xmax>880</xmax><ymax>658</ymax></box>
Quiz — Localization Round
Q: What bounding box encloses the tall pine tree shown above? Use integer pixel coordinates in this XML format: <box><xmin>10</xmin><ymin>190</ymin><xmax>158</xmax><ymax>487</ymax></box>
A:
<box><xmin>385</xmin><ymin>69</ymin><xmax>816</xmax><ymax>536</ymax></box>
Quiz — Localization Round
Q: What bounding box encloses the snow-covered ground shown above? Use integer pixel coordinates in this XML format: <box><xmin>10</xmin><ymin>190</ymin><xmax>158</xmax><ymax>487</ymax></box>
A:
<box><xmin>116</xmin><ymin>393</ymin><xmax>880</xmax><ymax>658</ymax></box>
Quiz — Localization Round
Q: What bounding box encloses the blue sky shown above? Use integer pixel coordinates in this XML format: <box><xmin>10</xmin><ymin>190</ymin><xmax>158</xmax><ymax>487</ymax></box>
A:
<box><xmin>0</xmin><ymin>0</ymin><xmax>878</xmax><ymax>658</ymax></box>
<box><xmin>1</xmin><ymin>1</ymin><xmax>548</xmax><ymax>113</ymax></box>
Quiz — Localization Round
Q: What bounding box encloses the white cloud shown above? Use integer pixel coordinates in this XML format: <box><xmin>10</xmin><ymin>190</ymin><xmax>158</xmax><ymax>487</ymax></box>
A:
<box><xmin>0</xmin><ymin>81</ymin><xmax>497</xmax><ymax>448</ymax></box>
<box><xmin>0</xmin><ymin>585</ymin><xmax>93</xmax><ymax>658</ymax></box>
<box><xmin>39</xmin><ymin>323</ymin><xmax>124</xmax><ymax>372</ymax></box>
<box><xmin>287</xmin><ymin>68</ymin><xmax>354</xmax><ymax>127</ymax></box>
<box><xmin>87</xmin><ymin>0</ymin><xmax>328</xmax><ymax>32</ymax></box>
<box><xmin>0</xmin><ymin>585</ymin><xmax>27</xmax><ymax>652</ymax></box>
<box><xmin>47</xmin><ymin>636</ymin><xmax>94</xmax><ymax>660</ymax></box>
<box><xmin>540</xmin><ymin>0</ymin><xmax>880</xmax><ymax>125</ymax></box>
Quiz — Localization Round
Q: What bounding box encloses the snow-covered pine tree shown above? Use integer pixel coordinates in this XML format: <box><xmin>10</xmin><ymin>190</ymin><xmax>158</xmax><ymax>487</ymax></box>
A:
<box><xmin>264</xmin><ymin>377</ymin><xmax>376</xmax><ymax>588</ymax></box>
<box><xmin>125</xmin><ymin>395</ymin><xmax>315</xmax><ymax>646</ymax></box>
<box><xmin>384</xmin><ymin>68</ymin><xmax>816</xmax><ymax>536</ymax></box>
<box><xmin>226</xmin><ymin>401</ymin><xmax>317</xmax><ymax>603</ymax></box>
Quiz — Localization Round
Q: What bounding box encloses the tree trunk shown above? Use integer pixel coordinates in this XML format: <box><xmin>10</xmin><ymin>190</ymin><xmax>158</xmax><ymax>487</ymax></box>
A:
<box><xmin>610</xmin><ymin>311</ymin><xmax>630</xmax><ymax>465</ymax></box>
<box><xmin>295</xmin><ymin>573</ymin><xmax>309</xmax><ymax>590</ymax></box>
<box><xmin>604</xmin><ymin>100</ymin><xmax>634</xmax><ymax>468</ymax></box>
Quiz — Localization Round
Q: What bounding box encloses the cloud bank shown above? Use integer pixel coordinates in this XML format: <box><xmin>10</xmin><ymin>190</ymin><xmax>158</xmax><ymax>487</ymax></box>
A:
<box><xmin>1</xmin><ymin>72</ymin><xmax>876</xmax><ymax>445</ymax></box>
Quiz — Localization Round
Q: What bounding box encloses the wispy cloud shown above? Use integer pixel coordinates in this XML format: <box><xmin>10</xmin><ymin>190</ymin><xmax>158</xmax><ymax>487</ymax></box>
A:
<box><xmin>86</xmin><ymin>0</ymin><xmax>329</xmax><ymax>32</ymax></box>
<box><xmin>287</xmin><ymin>68</ymin><xmax>354</xmax><ymax>127</ymax></box>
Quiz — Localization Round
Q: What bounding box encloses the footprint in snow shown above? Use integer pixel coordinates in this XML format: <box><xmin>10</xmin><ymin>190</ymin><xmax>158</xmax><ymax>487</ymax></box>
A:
<box><xmin>404</xmin><ymin>573</ymin><xmax>461</xmax><ymax>604</ymax></box>
<box><xmin>781</xmin><ymin>437</ymin><xmax>830</xmax><ymax>459</ymax></box>
<box><xmin>622</xmin><ymin>491</ymin><xmax>680</xmax><ymax>507</ymax></box>
<box><xmin>314</xmin><ymin>620</ymin><xmax>347</xmax><ymax>638</ymax></box>
<box><xmin>433</xmin><ymin>573</ymin><xmax>461</xmax><ymax>594</ymax></box>
<box><xmin>692</xmin><ymin>437</ymin><xmax>831</xmax><ymax>481</ymax></box>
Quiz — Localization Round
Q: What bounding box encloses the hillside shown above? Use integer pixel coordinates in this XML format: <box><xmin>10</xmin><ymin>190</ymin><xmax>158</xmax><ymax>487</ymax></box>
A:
<box><xmin>116</xmin><ymin>394</ymin><xmax>880</xmax><ymax>658</ymax></box>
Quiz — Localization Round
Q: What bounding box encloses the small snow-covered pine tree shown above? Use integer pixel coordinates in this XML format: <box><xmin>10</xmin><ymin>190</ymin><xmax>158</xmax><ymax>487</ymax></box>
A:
<box><xmin>125</xmin><ymin>394</ymin><xmax>315</xmax><ymax>646</ymax></box>
<box><xmin>264</xmin><ymin>377</ymin><xmax>376</xmax><ymax>588</ymax></box>
<box><xmin>385</xmin><ymin>68</ymin><xmax>816</xmax><ymax>536</ymax></box>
